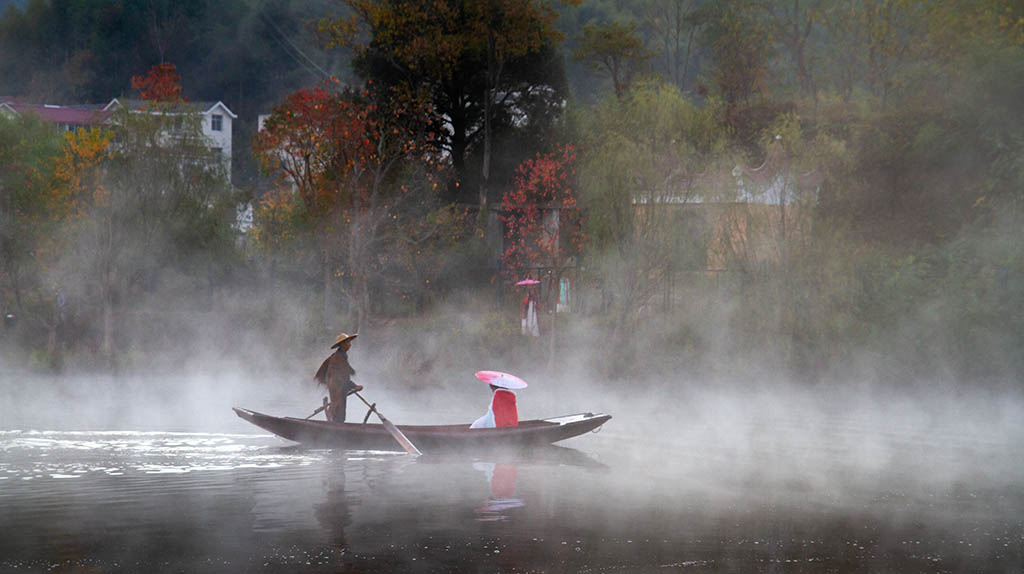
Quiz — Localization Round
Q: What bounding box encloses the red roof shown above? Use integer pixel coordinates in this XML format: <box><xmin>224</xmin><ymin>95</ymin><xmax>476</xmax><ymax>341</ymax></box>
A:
<box><xmin>6</xmin><ymin>103</ymin><xmax>113</xmax><ymax>125</ymax></box>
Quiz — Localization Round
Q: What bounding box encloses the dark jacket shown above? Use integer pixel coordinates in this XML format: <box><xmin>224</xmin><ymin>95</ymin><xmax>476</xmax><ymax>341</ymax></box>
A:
<box><xmin>315</xmin><ymin>349</ymin><xmax>357</xmax><ymax>423</ymax></box>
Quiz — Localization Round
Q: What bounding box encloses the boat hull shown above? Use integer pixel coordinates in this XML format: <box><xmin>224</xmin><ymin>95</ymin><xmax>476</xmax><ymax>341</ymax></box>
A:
<box><xmin>232</xmin><ymin>408</ymin><xmax>611</xmax><ymax>452</ymax></box>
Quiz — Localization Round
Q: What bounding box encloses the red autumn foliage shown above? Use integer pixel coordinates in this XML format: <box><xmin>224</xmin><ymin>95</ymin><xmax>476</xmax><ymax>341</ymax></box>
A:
<box><xmin>131</xmin><ymin>63</ymin><xmax>184</xmax><ymax>102</ymax></box>
<box><xmin>252</xmin><ymin>80</ymin><xmax>444</xmax><ymax>326</ymax></box>
<box><xmin>254</xmin><ymin>85</ymin><xmax>374</xmax><ymax>215</ymax></box>
<box><xmin>500</xmin><ymin>144</ymin><xmax>583</xmax><ymax>281</ymax></box>
<box><xmin>253</xmin><ymin>82</ymin><xmax>437</xmax><ymax>218</ymax></box>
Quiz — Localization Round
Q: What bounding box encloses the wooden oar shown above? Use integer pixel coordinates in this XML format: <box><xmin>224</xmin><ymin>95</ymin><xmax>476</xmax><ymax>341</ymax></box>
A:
<box><xmin>305</xmin><ymin>397</ymin><xmax>330</xmax><ymax>420</ymax></box>
<box><xmin>351</xmin><ymin>391</ymin><xmax>422</xmax><ymax>456</ymax></box>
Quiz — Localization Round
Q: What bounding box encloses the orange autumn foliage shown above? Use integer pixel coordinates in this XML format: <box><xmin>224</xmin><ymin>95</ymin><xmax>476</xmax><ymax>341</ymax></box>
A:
<box><xmin>52</xmin><ymin>127</ymin><xmax>113</xmax><ymax>216</ymax></box>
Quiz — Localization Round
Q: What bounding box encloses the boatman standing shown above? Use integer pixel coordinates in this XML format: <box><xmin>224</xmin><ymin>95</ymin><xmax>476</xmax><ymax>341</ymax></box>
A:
<box><xmin>315</xmin><ymin>332</ymin><xmax>363</xmax><ymax>423</ymax></box>
<box><xmin>470</xmin><ymin>371</ymin><xmax>527</xmax><ymax>429</ymax></box>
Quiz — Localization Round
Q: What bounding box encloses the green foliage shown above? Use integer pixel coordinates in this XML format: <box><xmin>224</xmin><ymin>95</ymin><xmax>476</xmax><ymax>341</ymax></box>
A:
<box><xmin>0</xmin><ymin>114</ymin><xmax>62</xmax><ymax>319</ymax></box>
<box><xmin>2</xmin><ymin>0</ymin><xmax>1024</xmax><ymax>385</ymax></box>
<box><xmin>573</xmin><ymin>80</ymin><xmax>728</xmax><ymax>252</ymax></box>
<box><xmin>50</xmin><ymin>104</ymin><xmax>240</xmax><ymax>359</ymax></box>
<box><xmin>697</xmin><ymin>0</ymin><xmax>773</xmax><ymax>105</ymax></box>
<box><xmin>573</xmin><ymin>21</ymin><xmax>650</xmax><ymax>99</ymax></box>
<box><xmin>336</xmin><ymin>0</ymin><xmax>569</xmax><ymax>203</ymax></box>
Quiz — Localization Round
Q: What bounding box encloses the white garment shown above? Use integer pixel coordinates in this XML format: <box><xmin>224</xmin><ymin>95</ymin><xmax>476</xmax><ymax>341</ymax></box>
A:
<box><xmin>521</xmin><ymin>300</ymin><xmax>540</xmax><ymax>337</ymax></box>
<box><xmin>470</xmin><ymin>390</ymin><xmax>517</xmax><ymax>429</ymax></box>
<box><xmin>470</xmin><ymin>407</ymin><xmax>495</xmax><ymax>429</ymax></box>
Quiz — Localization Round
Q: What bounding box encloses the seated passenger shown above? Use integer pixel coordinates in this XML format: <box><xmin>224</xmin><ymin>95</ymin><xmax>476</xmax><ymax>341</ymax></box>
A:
<box><xmin>470</xmin><ymin>371</ymin><xmax>528</xmax><ymax>429</ymax></box>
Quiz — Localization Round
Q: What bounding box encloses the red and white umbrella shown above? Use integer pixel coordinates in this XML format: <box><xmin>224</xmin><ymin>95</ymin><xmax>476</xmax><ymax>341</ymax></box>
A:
<box><xmin>475</xmin><ymin>371</ymin><xmax>529</xmax><ymax>389</ymax></box>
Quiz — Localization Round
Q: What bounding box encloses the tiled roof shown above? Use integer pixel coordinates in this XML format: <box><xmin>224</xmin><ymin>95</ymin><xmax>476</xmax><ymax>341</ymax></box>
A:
<box><xmin>3</xmin><ymin>97</ymin><xmax>237</xmax><ymax>124</ymax></box>
<box><xmin>105</xmin><ymin>98</ymin><xmax>237</xmax><ymax>117</ymax></box>
<box><xmin>4</xmin><ymin>103</ymin><xmax>113</xmax><ymax>125</ymax></box>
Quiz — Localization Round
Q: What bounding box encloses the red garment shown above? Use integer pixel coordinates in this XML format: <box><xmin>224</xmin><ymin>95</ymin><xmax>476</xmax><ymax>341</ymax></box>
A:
<box><xmin>492</xmin><ymin>389</ymin><xmax>518</xmax><ymax>427</ymax></box>
<box><xmin>490</xmin><ymin>464</ymin><xmax>517</xmax><ymax>497</ymax></box>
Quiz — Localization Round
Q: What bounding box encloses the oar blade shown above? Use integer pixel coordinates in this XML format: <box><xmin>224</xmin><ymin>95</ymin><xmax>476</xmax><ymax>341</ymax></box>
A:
<box><xmin>379</xmin><ymin>415</ymin><xmax>422</xmax><ymax>456</ymax></box>
<box><xmin>351</xmin><ymin>390</ymin><xmax>423</xmax><ymax>455</ymax></box>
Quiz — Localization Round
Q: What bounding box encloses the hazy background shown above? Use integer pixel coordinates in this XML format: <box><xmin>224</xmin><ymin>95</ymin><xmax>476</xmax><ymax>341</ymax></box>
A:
<box><xmin>1</xmin><ymin>0</ymin><xmax>1022</xmax><ymax>441</ymax></box>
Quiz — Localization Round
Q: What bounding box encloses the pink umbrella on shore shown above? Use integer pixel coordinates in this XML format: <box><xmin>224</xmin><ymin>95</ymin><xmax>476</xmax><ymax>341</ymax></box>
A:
<box><xmin>475</xmin><ymin>371</ymin><xmax>529</xmax><ymax>389</ymax></box>
<box><xmin>515</xmin><ymin>279</ymin><xmax>540</xmax><ymax>286</ymax></box>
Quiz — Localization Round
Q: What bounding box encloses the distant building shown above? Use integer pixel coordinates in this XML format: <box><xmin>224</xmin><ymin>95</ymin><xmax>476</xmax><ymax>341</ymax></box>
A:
<box><xmin>1</xmin><ymin>96</ymin><xmax>237</xmax><ymax>182</ymax></box>
<box><xmin>103</xmin><ymin>98</ymin><xmax>236</xmax><ymax>180</ymax></box>
<box><xmin>0</xmin><ymin>100</ymin><xmax>112</xmax><ymax>131</ymax></box>
<box><xmin>630</xmin><ymin>141</ymin><xmax>822</xmax><ymax>274</ymax></box>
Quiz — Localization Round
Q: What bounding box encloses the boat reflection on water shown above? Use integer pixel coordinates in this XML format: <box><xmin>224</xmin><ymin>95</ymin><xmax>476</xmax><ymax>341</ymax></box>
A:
<box><xmin>308</xmin><ymin>444</ymin><xmax>605</xmax><ymax>548</ymax></box>
<box><xmin>313</xmin><ymin>464</ymin><xmax>353</xmax><ymax>549</ymax></box>
<box><xmin>472</xmin><ymin>462</ymin><xmax>524</xmax><ymax>521</ymax></box>
<box><xmin>463</xmin><ymin>445</ymin><xmax>607</xmax><ymax>522</ymax></box>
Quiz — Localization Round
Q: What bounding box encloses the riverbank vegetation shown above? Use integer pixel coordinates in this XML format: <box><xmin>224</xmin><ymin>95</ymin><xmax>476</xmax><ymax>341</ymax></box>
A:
<box><xmin>1</xmin><ymin>0</ymin><xmax>1022</xmax><ymax>388</ymax></box>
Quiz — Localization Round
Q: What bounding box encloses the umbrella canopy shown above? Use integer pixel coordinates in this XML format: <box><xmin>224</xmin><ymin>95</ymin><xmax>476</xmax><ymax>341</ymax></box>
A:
<box><xmin>515</xmin><ymin>279</ymin><xmax>540</xmax><ymax>286</ymax></box>
<box><xmin>475</xmin><ymin>371</ymin><xmax>529</xmax><ymax>389</ymax></box>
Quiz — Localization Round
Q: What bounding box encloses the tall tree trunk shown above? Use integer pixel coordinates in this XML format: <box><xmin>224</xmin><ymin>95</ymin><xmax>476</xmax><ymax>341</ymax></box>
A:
<box><xmin>9</xmin><ymin>261</ymin><xmax>24</xmax><ymax>314</ymax></box>
<box><xmin>447</xmin><ymin>86</ymin><xmax>469</xmax><ymax>202</ymax></box>
<box><xmin>322</xmin><ymin>248</ymin><xmax>333</xmax><ymax>332</ymax></box>
<box><xmin>101</xmin><ymin>289</ymin><xmax>113</xmax><ymax>357</ymax></box>
<box><xmin>481</xmin><ymin>32</ymin><xmax>495</xmax><ymax>219</ymax></box>
<box><xmin>348</xmin><ymin>209</ymin><xmax>368</xmax><ymax>334</ymax></box>
<box><xmin>548</xmin><ymin>301</ymin><xmax>557</xmax><ymax>371</ymax></box>
<box><xmin>47</xmin><ymin>311</ymin><xmax>57</xmax><ymax>356</ymax></box>
<box><xmin>681</xmin><ymin>24</ymin><xmax>695</xmax><ymax>93</ymax></box>
<box><xmin>481</xmin><ymin>27</ymin><xmax>507</xmax><ymax>235</ymax></box>
<box><xmin>100</xmin><ymin>216</ymin><xmax>114</xmax><ymax>359</ymax></box>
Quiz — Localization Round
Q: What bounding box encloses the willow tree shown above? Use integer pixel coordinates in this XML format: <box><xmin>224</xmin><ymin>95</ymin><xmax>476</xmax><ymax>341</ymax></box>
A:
<box><xmin>573</xmin><ymin>81</ymin><xmax>730</xmax><ymax>372</ymax></box>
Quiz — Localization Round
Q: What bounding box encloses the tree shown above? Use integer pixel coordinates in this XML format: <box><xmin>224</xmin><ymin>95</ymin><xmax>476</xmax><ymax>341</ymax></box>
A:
<box><xmin>51</xmin><ymin>126</ymin><xmax>114</xmax><ymax>354</ymax></box>
<box><xmin>573</xmin><ymin>22</ymin><xmax>650</xmax><ymax>100</ymax></box>
<box><xmin>501</xmin><ymin>144</ymin><xmax>582</xmax><ymax>282</ymax></box>
<box><xmin>764</xmin><ymin>0</ymin><xmax>822</xmax><ymax>97</ymax></box>
<box><xmin>0</xmin><ymin>115</ymin><xmax>62</xmax><ymax>341</ymax></box>
<box><xmin>645</xmin><ymin>0</ymin><xmax>701</xmax><ymax>93</ymax></box>
<box><xmin>501</xmin><ymin>144</ymin><xmax>582</xmax><ymax>367</ymax></box>
<box><xmin>254</xmin><ymin>83</ymin><xmax>443</xmax><ymax>330</ymax></box>
<box><xmin>255</xmin><ymin>84</ymin><xmax>371</xmax><ymax>330</ymax></box>
<box><xmin>321</xmin><ymin>0</ymin><xmax>569</xmax><ymax>217</ymax></box>
<box><xmin>131</xmin><ymin>62</ymin><xmax>185</xmax><ymax>102</ymax></box>
<box><xmin>51</xmin><ymin>101</ymin><xmax>234</xmax><ymax>359</ymax></box>
<box><xmin>573</xmin><ymin>81</ymin><xmax>729</xmax><ymax>373</ymax></box>
<box><xmin>698</xmin><ymin>0</ymin><xmax>773</xmax><ymax>107</ymax></box>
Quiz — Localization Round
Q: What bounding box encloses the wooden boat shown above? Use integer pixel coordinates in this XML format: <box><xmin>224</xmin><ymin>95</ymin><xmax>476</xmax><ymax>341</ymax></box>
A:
<box><xmin>232</xmin><ymin>407</ymin><xmax>611</xmax><ymax>452</ymax></box>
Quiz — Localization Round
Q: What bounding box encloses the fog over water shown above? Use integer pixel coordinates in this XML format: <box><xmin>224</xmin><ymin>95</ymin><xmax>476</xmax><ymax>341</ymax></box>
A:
<box><xmin>3</xmin><ymin>334</ymin><xmax>1024</xmax><ymax>572</ymax></box>
<box><xmin>2</xmin><ymin>0</ymin><xmax>1024</xmax><ymax>570</ymax></box>
<box><xmin>2</xmin><ymin>254</ymin><xmax>1023</xmax><ymax>573</ymax></box>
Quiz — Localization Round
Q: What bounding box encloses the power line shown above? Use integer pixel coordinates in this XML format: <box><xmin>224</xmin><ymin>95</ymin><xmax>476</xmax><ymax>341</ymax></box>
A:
<box><xmin>258</xmin><ymin>11</ymin><xmax>332</xmax><ymax>80</ymax></box>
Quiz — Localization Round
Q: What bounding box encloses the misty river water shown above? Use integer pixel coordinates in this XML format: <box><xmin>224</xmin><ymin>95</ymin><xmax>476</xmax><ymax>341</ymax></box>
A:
<box><xmin>1</xmin><ymin>399</ymin><xmax>1023</xmax><ymax>573</ymax></box>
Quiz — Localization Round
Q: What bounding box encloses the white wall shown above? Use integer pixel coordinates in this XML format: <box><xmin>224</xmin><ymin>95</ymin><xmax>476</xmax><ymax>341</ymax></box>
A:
<box><xmin>201</xmin><ymin>105</ymin><xmax>233</xmax><ymax>181</ymax></box>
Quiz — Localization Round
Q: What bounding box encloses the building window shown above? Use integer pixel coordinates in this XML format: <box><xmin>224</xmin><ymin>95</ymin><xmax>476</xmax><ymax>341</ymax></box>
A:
<box><xmin>211</xmin><ymin>114</ymin><xmax>223</xmax><ymax>132</ymax></box>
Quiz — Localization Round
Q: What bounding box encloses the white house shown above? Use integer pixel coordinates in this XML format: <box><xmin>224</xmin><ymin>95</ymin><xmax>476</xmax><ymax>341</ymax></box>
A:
<box><xmin>2</xmin><ymin>97</ymin><xmax>237</xmax><ymax>182</ymax></box>
<box><xmin>104</xmin><ymin>98</ymin><xmax>237</xmax><ymax>180</ymax></box>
